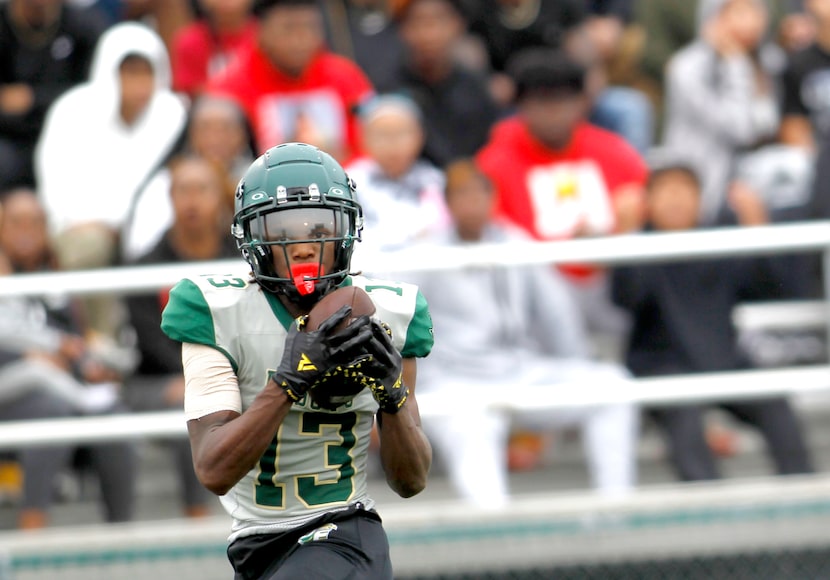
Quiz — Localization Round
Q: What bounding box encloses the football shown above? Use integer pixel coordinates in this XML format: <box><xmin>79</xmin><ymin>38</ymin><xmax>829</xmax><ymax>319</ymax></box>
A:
<box><xmin>305</xmin><ymin>286</ymin><xmax>376</xmax><ymax>332</ymax></box>
<box><xmin>305</xmin><ymin>286</ymin><xmax>376</xmax><ymax>410</ymax></box>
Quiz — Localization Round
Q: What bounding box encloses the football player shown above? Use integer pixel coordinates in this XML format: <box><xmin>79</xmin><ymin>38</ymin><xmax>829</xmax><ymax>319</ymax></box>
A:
<box><xmin>161</xmin><ymin>142</ymin><xmax>434</xmax><ymax>579</ymax></box>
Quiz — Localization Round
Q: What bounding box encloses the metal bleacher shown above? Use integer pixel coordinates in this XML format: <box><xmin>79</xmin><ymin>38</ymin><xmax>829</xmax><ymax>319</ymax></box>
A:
<box><xmin>3</xmin><ymin>222</ymin><xmax>830</xmax><ymax>578</ymax></box>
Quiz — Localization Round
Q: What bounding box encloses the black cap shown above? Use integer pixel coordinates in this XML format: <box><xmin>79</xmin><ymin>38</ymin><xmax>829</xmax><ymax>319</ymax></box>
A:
<box><xmin>252</xmin><ymin>0</ymin><xmax>318</xmax><ymax>18</ymax></box>
<box><xmin>508</xmin><ymin>48</ymin><xmax>587</xmax><ymax>101</ymax></box>
<box><xmin>392</xmin><ymin>0</ymin><xmax>468</xmax><ymax>22</ymax></box>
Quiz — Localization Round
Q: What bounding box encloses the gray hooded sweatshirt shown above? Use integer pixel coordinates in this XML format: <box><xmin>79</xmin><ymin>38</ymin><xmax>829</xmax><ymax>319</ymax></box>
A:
<box><xmin>662</xmin><ymin>0</ymin><xmax>781</xmax><ymax>223</ymax></box>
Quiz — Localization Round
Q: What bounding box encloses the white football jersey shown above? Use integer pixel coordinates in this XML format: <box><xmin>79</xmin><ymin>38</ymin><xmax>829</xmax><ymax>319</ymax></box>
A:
<box><xmin>162</xmin><ymin>274</ymin><xmax>433</xmax><ymax>541</ymax></box>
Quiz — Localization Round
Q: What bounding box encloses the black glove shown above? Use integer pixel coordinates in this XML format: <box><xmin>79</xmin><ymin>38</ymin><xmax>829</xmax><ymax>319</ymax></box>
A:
<box><xmin>273</xmin><ymin>306</ymin><xmax>372</xmax><ymax>403</ymax></box>
<box><xmin>341</xmin><ymin>320</ymin><xmax>407</xmax><ymax>414</ymax></box>
<box><xmin>325</xmin><ymin>314</ymin><xmax>374</xmax><ymax>359</ymax></box>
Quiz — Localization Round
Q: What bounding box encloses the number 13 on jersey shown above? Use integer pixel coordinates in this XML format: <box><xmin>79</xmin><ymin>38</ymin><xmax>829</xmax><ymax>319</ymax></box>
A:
<box><xmin>255</xmin><ymin>412</ymin><xmax>357</xmax><ymax>509</ymax></box>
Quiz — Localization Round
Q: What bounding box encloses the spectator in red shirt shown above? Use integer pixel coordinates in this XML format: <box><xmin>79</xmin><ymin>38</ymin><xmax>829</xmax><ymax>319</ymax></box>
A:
<box><xmin>477</xmin><ymin>47</ymin><xmax>647</xmax><ymax>352</ymax></box>
<box><xmin>206</xmin><ymin>0</ymin><xmax>374</xmax><ymax>162</ymax></box>
<box><xmin>171</xmin><ymin>0</ymin><xmax>258</xmax><ymax>99</ymax></box>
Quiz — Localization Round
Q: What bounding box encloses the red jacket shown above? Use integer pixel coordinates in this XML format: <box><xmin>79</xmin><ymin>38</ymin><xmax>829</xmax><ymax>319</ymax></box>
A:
<box><xmin>477</xmin><ymin>117</ymin><xmax>647</xmax><ymax>279</ymax></box>
<box><xmin>207</xmin><ymin>44</ymin><xmax>374</xmax><ymax>162</ymax></box>
<box><xmin>171</xmin><ymin>19</ymin><xmax>258</xmax><ymax>97</ymax></box>
<box><xmin>478</xmin><ymin>117</ymin><xmax>647</xmax><ymax>239</ymax></box>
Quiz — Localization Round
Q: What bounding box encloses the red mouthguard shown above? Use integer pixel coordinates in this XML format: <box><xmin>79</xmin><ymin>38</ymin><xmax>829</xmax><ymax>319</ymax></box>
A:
<box><xmin>291</xmin><ymin>263</ymin><xmax>323</xmax><ymax>295</ymax></box>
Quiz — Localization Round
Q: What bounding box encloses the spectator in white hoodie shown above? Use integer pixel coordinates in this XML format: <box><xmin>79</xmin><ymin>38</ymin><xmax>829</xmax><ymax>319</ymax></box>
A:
<box><xmin>120</xmin><ymin>94</ymin><xmax>254</xmax><ymax>262</ymax></box>
<box><xmin>35</xmin><ymin>21</ymin><xmax>187</xmax><ymax>337</ymax></box>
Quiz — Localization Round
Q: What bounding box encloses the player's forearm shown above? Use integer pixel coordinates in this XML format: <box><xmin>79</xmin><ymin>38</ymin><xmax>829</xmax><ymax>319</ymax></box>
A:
<box><xmin>378</xmin><ymin>399</ymin><xmax>432</xmax><ymax>498</ymax></box>
<box><xmin>190</xmin><ymin>380</ymin><xmax>292</xmax><ymax>495</ymax></box>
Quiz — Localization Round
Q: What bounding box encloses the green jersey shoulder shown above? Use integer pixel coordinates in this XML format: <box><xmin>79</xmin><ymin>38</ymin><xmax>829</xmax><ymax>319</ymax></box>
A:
<box><xmin>161</xmin><ymin>273</ymin><xmax>434</xmax><ymax>365</ymax></box>
<box><xmin>161</xmin><ymin>274</ymin><xmax>285</xmax><ymax>373</ymax></box>
<box><xmin>347</xmin><ymin>274</ymin><xmax>433</xmax><ymax>359</ymax></box>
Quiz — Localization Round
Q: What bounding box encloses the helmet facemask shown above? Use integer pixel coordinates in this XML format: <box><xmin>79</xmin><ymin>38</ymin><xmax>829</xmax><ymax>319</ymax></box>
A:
<box><xmin>233</xmin><ymin>186</ymin><xmax>363</xmax><ymax>306</ymax></box>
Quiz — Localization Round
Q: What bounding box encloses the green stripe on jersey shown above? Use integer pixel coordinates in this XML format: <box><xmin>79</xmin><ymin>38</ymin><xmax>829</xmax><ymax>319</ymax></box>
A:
<box><xmin>162</xmin><ymin>279</ymin><xmax>215</xmax><ymax>344</ymax></box>
<box><xmin>263</xmin><ymin>290</ymin><xmax>299</xmax><ymax>331</ymax></box>
<box><xmin>402</xmin><ymin>289</ymin><xmax>433</xmax><ymax>359</ymax></box>
<box><xmin>161</xmin><ymin>278</ymin><xmax>239</xmax><ymax>371</ymax></box>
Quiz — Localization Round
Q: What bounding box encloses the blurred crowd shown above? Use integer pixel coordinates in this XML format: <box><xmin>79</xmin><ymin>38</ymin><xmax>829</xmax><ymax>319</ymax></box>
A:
<box><xmin>0</xmin><ymin>0</ymin><xmax>828</xmax><ymax>527</ymax></box>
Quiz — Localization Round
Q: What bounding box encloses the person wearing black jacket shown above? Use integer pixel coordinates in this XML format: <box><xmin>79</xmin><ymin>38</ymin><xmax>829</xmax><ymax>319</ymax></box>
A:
<box><xmin>0</xmin><ymin>0</ymin><xmax>106</xmax><ymax>191</ymax></box>
<box><xmin>378</xmin><ymin>0</ymin><xmax>504</xmax><ymax>167</ymax></box>
<box><xmin>124</xmin><ymin>153</ymin><xmax>238</xmax><ymax>518</ymax></box>
<box><xmin>611</xmin><ymin>149</ymin><xmax>814</xmax><ymax>482</ymax></box>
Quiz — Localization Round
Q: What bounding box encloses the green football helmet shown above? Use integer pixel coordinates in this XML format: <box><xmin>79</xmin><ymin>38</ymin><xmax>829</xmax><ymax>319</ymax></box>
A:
<box><xmin>231</xmin><ymin>142</ymin><xmax>363</xmax><ymax>305</ymax></box>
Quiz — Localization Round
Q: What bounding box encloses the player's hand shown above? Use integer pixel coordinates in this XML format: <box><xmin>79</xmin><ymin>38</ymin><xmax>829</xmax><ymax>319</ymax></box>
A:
<box><xmin>342</xmin><ymin>321</ymin><xmax>407</xmax><ymax>414</ymax></box>
<box><xmin>273</xmin><ymin>305</ymin><xmax>371</xmax><ymax>403</ymax></box>
<box><xmin>325</xmin><ymin>314</ymin><xmax>374</xmax><ymax>359</ymax></box>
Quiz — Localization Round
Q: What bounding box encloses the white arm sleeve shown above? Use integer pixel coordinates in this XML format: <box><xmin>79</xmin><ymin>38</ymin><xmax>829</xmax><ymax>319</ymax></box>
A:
<box><xmin>182</xmin><ymin>342</ymin><xmax>242</xmax><ymax>421</ymax></box>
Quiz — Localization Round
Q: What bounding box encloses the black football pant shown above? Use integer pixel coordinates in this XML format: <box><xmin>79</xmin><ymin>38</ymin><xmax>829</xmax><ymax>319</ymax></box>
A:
<box><xmin>227</xmin><ymin>504</ymin><xmax>393</xmax><ymax>580</ymax></box>
<box><xmin>649</xmin><ymin>397</ymin><xmax>814</xmax><ymax>481</ymax></box>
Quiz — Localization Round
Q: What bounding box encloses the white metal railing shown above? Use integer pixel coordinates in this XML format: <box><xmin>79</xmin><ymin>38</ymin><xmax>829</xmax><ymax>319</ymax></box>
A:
<box><xmin>0</xmin><ymin>364</ymin><xmax>829</xmax><ymax>449</ymax></box>
<box><xmin>733</xmin><ymin>301</ymin><xmax>827</xmax><ymax>331</ymax></box>
<box><xmin>1</xmin><ymin>221</ymin><xmax>829</xmax><ymax>448</ymax></box>
<box><xmin>2</xmin><ymin>221</ymin><xmax>830</xmax><ymax>297</ymax></box>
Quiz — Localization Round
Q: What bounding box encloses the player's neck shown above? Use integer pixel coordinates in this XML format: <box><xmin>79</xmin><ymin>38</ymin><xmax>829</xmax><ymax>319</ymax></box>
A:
<box><xmin>277</xmin><ymin>293</ymin><xmax>308</xmax><ymax>319</ymax></box>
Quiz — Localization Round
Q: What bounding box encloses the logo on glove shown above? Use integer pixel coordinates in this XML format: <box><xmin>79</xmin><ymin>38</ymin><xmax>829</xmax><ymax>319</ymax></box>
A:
<box><xmin>297</xmin><ymin>354</ymin><xmax>317</xmax><ymax>371</ymax></box>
